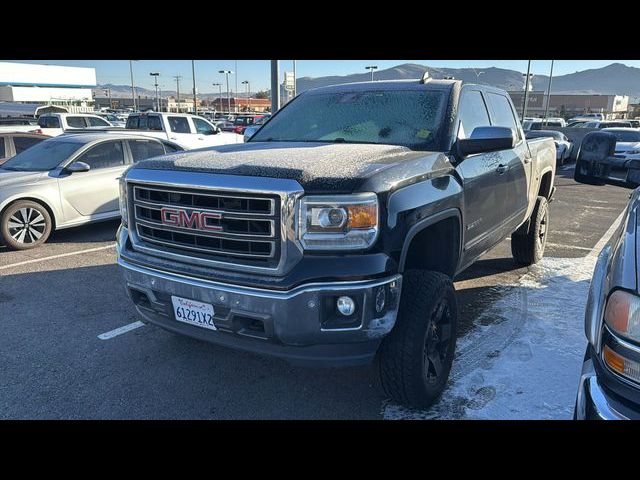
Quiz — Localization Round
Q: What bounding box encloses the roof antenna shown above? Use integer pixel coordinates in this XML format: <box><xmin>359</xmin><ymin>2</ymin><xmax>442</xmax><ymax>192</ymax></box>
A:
<box><xmin>420</xmin><ymin>71</ymin><xmax>430</xmax><ymax>84</ymax></box>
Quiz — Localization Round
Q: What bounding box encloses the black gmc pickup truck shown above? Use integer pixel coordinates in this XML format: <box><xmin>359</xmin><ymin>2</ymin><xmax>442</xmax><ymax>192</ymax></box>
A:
<box><xmin>116</xmin><ymin>76</ymin><xmax>556</xmax><ymax>408</ymax></box>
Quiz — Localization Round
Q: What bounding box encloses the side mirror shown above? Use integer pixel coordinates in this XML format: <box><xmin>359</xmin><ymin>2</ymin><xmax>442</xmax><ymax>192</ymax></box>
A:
<box><xmin>574</xmin><ymin>131</ymin><xmax>637</xmax><ymax>188</ymax></box>
<box><xmin>66</xmin><ymin>161</ymin><xmax>91</xmax><ymax>173</ymax></box>
<box><xmin>457</xmin><ymin>126</ymin><xmax>516</xmax><ymax>157</ymax></box>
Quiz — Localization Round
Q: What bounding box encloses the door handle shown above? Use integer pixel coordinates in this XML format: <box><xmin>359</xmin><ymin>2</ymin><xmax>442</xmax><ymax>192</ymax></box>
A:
<box><xmin>496</xmin><ymin>164</ymin><xmax>509</xmax><ymax>175</ymax></box>
<box><xmin>523</xmin><ymin>157</ymin><xmax>532</xmax><ymax>164</ymax></box>
<box><xmin>170</xmin><ymin>136</ymin><xmax>178</xmax><ymax>140</ymax></box>
<box><xmin>197</xmin><ymin>137</ymin><xmax>204</xmax><ymax>140</ymax></box>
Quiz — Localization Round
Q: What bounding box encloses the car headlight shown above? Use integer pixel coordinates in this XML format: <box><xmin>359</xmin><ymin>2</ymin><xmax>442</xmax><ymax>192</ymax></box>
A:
<box><xmin>119</xmin><ymin>177</ymin><xmax>128</xmax><ymax>227</ymax></box>
<box><xmin>604</xmin><ymin>290</ymin><xmax>640</xmax><ymax>342</ymax></box>
<box><xmin>298</xmin><ymin>193</ymin><xmax>379</xmax><ymax>250</ymax></box>
<box><xmin>626</xmin><ymin>150</ymin><xmax>640</xmax><ymax>155</ymax></box>
<box><xmin>602</xmin><ymin>289</ymin><xmax>640</xmax><ymax>383</ymax></box>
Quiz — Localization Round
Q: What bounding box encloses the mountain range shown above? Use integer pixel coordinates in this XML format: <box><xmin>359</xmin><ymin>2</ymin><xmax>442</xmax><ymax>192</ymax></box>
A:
<box><xmin>95</xmin><ymin>63</ymin><xmax>640</xmax><ymax>100</ymax></box>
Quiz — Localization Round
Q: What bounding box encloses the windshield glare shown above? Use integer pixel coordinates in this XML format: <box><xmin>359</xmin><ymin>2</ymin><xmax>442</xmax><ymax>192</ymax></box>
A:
<box><xmin>1</xmin><ymin>139</ymin><xmax>84</xmax><ymax>171</ymax></box>
<box><xmin>251</xmin><ymin>90</ymin><xmax>447</xmax><ymax>149</ymax></box>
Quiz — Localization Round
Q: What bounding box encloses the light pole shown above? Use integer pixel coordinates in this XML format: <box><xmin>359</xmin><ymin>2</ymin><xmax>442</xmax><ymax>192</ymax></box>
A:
<box><xmin>212</xmin><ymin>83</ymin><xmax>222</xmax><ymax>114</ymax></box>
<box><xmin>542</xmin><ymin>60</ymin><xmax>555</xmax><ymax>126</ymax></box>
<box><xmin>521</xmin><ymin>61</ymin><xmax>533</xmax><ymax>120</ymax></box>
<box><xmin>270</xmin><ymin>60</ymin><xmax>280</xmax><ymax>113</ymax></box>
<box><xmin>219</xmin><ymin>70</ymin><xmax>233</xmax><ymax>114</ymax></box>
<box><xmin>234</xmin><ymin>60</ymin><xmax>238</xmax><ymax>113</ymax></box>
<box><xmin>103</xmin><ymin>88</ymin><xmax>112</xmax><ymax>109</ymax></box>
<box><xmin>242</xmin><ymin>80</ymin><xmax>251</xmax><ymax>112</ymax></box>
<box><xmin>473</xmin><ymin>69</ymin><xmax>485</xmax><ymax>83</ymax></box>
<box><xmin>149</xmin><ymin>73</ymin><xmax>159</xmax><ymax>112</ymax></box>
<box><xmin>192</xmin><ymin>60</ymin><xmax>198</xmax><ymax>115</ymax></box>
<box><xmin>293</xmin><ymin>60</ymin><xmax>297</xmax><ymax>97</ymax></box>
<box><xmin>365</xmin><ymin>65</ymin><xmax>378</xmax><ymax>82</ymax></box>
<box><xmin>173</xmin><ymin>75</ymin><xmax>182</xmax><ymax>113</ymax></box>
<box><xmin>129</xmin><ymin>60</ymin><xmax>137</xmax><ymax>111</ymax></box>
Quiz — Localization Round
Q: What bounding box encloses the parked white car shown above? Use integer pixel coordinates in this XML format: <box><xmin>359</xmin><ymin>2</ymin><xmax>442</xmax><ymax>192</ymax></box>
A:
<box><xmin>569</xmin><ymin>113</ymin><xmax>605</xmax><ymax>122</ymax></box>
<box><xmin>121</xmin><ymin>112</ymin><xmax>243</xmax><ymax>149</ymax></box>
<box><xmin>36</xmin><ymin>113</ymin><xmax>113</xmax><ymax>136</ymax></box>
<box><xmin>602</xmin><ymin>128</ymin><xmax>640</xmax><ymax>160</ymax></box>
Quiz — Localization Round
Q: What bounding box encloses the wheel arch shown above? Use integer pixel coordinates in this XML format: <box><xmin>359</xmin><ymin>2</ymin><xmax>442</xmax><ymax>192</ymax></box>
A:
<box><xmin>398</xmin><ymin>208</ymin><xmax>462</xmax><ymax>277</ymax></box>
<box><xmin>1</xmin><ymin>196</ymin><xmax>58</xmax><ymax>230</ymax></box>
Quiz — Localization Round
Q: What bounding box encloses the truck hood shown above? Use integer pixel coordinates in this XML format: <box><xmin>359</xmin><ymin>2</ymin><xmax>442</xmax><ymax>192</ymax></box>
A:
<box><xmin>133</xmin><ymin>141</ymin><xmax>434</xmax><ymax>192</ymax></box>
<box><xmin>0</xmin><ymin>170</ymin><xmax>46</xmax><ymax>188</ymax></box>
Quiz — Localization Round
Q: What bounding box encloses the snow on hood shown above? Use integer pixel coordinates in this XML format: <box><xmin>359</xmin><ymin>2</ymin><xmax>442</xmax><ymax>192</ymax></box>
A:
<box><xmin>133</xmin><ymin>141</ymin><xmax>429</xmax><ymax>192</ymax></box>
<box><xmin>0</xmin><ymin>170</ymin><xmax>45</xmax><ymax>188</ymax></box>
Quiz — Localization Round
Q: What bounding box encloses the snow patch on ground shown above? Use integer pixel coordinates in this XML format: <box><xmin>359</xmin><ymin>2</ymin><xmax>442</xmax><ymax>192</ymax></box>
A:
<box><xmin>383</xmin><ymin>255</ymin><xmax>597</xmax><ymax>420</ymax></box>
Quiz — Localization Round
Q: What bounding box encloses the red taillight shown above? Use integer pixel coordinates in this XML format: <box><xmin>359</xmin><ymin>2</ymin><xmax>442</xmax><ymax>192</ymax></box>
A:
<box><xmin>234</xmin><ymin>126</ymin><xmax>243</xmax><ymax>134</ymax></box>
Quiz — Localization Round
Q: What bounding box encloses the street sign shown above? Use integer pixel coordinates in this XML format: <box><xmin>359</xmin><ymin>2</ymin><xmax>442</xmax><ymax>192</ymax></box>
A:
<box><xmin>284</xmin><ymin>71</ymin><xmax>295</xmax><ymax>91</ymax></box>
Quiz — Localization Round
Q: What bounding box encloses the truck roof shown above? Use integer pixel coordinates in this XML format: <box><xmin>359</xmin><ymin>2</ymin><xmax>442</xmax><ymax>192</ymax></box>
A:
<box><xmin>305</xmin><ymin>78</ymin><xmax>461</xmax><ymax>95</ymax></box>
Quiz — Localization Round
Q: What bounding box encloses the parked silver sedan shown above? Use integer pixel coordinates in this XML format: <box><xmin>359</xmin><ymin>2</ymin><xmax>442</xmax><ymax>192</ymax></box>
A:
<box><xmin>0</xmin><ymin>133</ymin><xmax>183</xmax><ymax>249</ymax></box>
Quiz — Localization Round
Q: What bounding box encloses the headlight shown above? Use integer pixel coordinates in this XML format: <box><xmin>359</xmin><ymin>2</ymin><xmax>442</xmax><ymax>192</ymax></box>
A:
<box><xmin>119</xmin><ymin>178</ymin><xmax>128</xmax><ymax>227</ymax></box>
<box><xmin>298</xmin><ymin>193</ymin><xmax>379</xmax><ymax>250</ymax></box>
<box><xmin>603</xmin><ymin>290</ymin><xmax>640</xmax><ymax>342</ymax></box>
<box><xmin>626</xmin><ymin>150</ymin><xmax>640</xmax><ymax>155</ymax></box>
<box><xmin>602</xmin><ymin>289</ymin><xmax>640</xmax><ymax>383</ymax></box>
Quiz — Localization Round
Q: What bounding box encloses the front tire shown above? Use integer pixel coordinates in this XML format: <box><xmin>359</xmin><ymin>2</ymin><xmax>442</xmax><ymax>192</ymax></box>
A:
<box><xmin>0</xmin><ymin>200</ymin><xmax>52</xmax><ymax>250</ymax></box>
<box><xmin>378</xmin><ymin>270</ymin><xmax>458</xmax><ymax>409</ymax></box>
<box><xmin>511</xmin><ymin>196</ymin><xmax>549</xmax><ymax>266</ymax></box>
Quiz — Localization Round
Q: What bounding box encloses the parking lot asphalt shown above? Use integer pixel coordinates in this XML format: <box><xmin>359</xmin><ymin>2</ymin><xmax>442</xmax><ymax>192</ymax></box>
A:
<box><xmin>0</xmin><ymin>164</ymin><xmax>633</xmax><ymax>419</ymax></box>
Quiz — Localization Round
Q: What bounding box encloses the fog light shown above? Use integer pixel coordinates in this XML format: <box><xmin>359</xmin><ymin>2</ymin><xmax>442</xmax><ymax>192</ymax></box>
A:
<box><xmin>603</xmin><ymin>344</ymin><xmax>640</xmax><ymax>384</ymax></box>
<box><xmin>337</xmin><ymin>296</ymin><xmax>356</xmax><ymax>316</ymax></box>
<box><xmin>375</xmin><ymin>287</ymin><xmax>386</xmax><ymax>313</ymax></box>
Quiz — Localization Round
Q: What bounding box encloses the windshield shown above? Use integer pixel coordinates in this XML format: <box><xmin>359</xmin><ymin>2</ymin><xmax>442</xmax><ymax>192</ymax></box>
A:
<box><xmin>605</xmin><ymin>130</ymin><xmax>640</xmax><ymax>142</ymax></box>
<box><xmin>251</xmin><ymin>89</ymin><xmax>447</xmax><ymax>149</ymax></box>
<box><xmin>1</xmin><ymin>139</ymin><xmax>84</xmax><ymax>171</ymax></box>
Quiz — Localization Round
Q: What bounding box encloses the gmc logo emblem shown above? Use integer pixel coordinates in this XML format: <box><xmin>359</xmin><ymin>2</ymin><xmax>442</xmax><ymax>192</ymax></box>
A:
<box><xmin>160</xmin><ymin>207</ymin><xmax>223</xmax><ymax>232</ymax></box>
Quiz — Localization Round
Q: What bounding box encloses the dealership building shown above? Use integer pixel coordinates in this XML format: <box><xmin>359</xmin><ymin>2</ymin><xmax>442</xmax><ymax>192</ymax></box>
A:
<box><xmin>508</xmin><ymin>90</ymin><xmax>630</xmax><ymax>119</ymax></box>
<box><xmin>0</xmin><ymin>62</ymin><xmax>96</xmax><ymax>113</ymax></box>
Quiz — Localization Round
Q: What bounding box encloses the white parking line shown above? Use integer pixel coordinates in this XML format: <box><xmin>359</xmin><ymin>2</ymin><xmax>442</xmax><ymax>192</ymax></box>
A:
<box><xmin>0</xmin><ymin>244</ymin><xmax>116</xmax><ymax>271</ymax></box>
<box><xmin>98</xmin><ymin>321</ymin><xmax>145</xmax><ymax>340</ymax></box>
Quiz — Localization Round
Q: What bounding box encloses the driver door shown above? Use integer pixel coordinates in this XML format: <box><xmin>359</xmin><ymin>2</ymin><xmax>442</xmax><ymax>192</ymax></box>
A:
<box><xmin>58</xmin><ymin>140</ymin><xmax>128</xmax><ymax>218</ymax></box>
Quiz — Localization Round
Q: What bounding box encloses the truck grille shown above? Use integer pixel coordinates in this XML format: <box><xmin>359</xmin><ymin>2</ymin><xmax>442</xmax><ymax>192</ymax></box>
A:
<box><xmin>130</xmin><ymin>184</ymin><xmax>281</xmax><ymax>267</ymax></box>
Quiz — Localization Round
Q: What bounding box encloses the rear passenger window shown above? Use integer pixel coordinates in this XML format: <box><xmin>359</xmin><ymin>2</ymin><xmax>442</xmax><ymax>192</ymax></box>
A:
<box><xmin>126</xmin><ymin>116</ymin><xmax>139</xmax><ymax>129</ymax></box>
<box><xmin>13</xmin><ymin>136</ymin><xmax>43</xmax><ymax>154</ymax></box>
<box><xmin>66</xmin><ymin>117</ymin><xmax>87</xmax><ymax>128</ymax></box>
<box><xmin>148</xmin><ymin>115</ymin><xmax>163</xmax><ymax>131</ymax></box>
<box><xmin>457</xmin><ymin>90</ymin><xmax>490</xmax><ymax>139</ymax></box>
<box><xmin>128</xmin><ymin>139</ymin><xmax>166</xmax><ymax>162</ymax></box>
<box><xmin>76</xmin><ymin>141</ymin><xmax>125</xmax><ymax>169</ymax></box>
<box><xmin>485</xmin><ymin>93</ymin><xmax>520</xmax><ymax>139</ymax></box>
<box><xmin>88</xmin><ymin>117</ymin><xmax>110</xmax><ymax>127</ymax></box>
<box><xmin>168</xmin><ymin>116</ymin><xmax>191</xmax><ymax>133</ymax></box>
<box><xmin>38</xmin><ymin>116</ymin><xmax>61</xmax><ymax>129</ymax></box>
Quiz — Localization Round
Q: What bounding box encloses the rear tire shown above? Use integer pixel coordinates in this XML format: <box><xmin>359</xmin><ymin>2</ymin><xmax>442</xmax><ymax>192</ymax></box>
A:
<box><xmin>378</xmin><ymin>270</ymin><xmax>458</xmax><ymax>409</ymax></box>
<box><xmin>0</xmin><ymin>200</ymin><xmax>52</xmax><ymax>250</ymax></box>
<box><xmin>511</xmin><ymin>196</ymin><xmax>548</xmax><ymax>266</ymax></box>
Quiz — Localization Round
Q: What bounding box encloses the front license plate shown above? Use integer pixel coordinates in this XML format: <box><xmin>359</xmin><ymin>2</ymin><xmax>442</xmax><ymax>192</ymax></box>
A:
<box><xmin>171</xmin><ymin>296</ymin><xmax>216</xmax><ymax>331</ymax></box>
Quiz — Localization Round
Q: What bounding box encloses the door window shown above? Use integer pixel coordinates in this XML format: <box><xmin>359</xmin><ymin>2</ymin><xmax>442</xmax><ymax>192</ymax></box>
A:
<box><xmin>128</xmin><ymin>139</ymin><xmax>166</xmax><ymax>162</ymax></box>
<box><xmin>168</xmin><ymin>116</ymin><xmax>191</xmax><ymax>133</ymax></box>
<box><xmin>485</xmin><ymin>93</ymin><xmax>520</xmax><ymax>140</ymax></box>
<box><xmin>75</xmin><ymin>141</ymin><xmax>125</xmax><ymax>169</ymax></box>
<box><xmin>87</xmin><ymin>116</ymin><xmax>110</xmax><ymax>127</ymax></box>
<box><xmin>192</xmin><ymin>117</ymin><xmax>215</xmax><ymax>135</ymax></box>
<box><xmin>66</xmin><ymin>116</ymin><xmax>87</xmax><ymax>128</ymax></box>
<box><xmin>457</xmin><ymin>90</ymin><xmax>491</xmax><ymax>139</ymax></box>
<box><xmin>14</xmin><ymin>136</ymin><xmax>44</xmax><ymax>154</ymax></box>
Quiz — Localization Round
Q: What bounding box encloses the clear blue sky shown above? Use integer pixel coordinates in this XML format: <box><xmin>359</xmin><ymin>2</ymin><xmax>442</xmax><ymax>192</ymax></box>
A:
<box><xmin>5</xmin><ymin>60</ymin><xmax>640</xmax><ymax>93</ymax></box>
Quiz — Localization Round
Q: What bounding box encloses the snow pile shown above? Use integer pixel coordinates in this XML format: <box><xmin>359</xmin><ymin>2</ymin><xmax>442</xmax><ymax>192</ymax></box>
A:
<box><xmin>384</xmin><ymin>255</ymin><xmax>597</xmax><ymax>420</ymax></box>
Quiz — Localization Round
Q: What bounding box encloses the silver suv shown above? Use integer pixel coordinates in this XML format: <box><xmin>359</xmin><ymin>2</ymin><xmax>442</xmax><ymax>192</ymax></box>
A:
<box><xmin>0</xmin><ymin>133</ymin><xmax>182</xmax><ymax>250</ymax></box>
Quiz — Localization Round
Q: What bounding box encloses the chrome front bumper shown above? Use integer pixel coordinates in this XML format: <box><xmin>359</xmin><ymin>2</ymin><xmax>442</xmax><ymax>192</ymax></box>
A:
<box><xmin>575</xmin><ymin>356</ymin><xmax>630</xmax><ymax>420</ymax></box>
<box><xmin>116</xmin><ymin>226</ymin><xmax>402</xmax><ymax>367</ymax></box>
